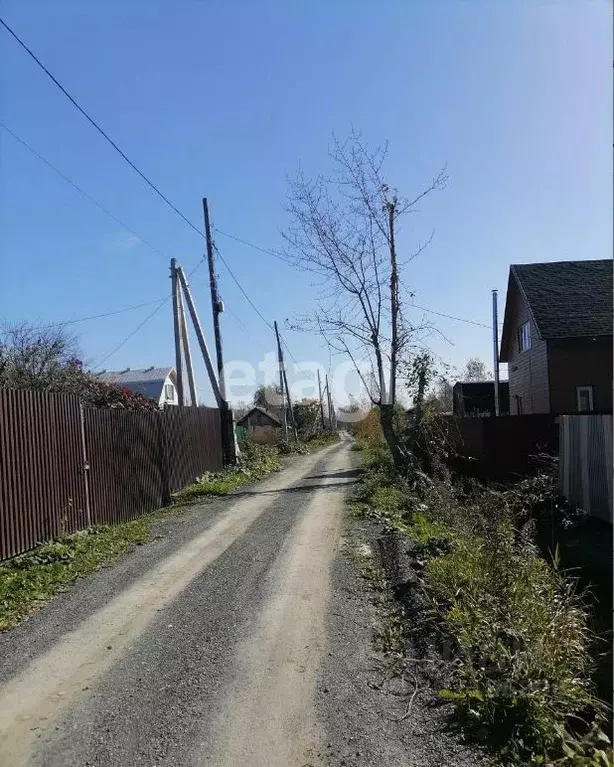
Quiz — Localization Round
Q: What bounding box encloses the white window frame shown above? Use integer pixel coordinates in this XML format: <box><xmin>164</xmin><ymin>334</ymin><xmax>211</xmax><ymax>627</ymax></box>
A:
<box><xmin>576</xmin><ymin>385</ymin><xmax>594</xmax><ymax>413</ymax></box>
<box><xmin>517</xmin><ymin>321</ymin><xmax>531</xmax><ymax>352</ymax></box>
<box><xmin>165</xmin><ymin>383</ymin><xmax>175</xmax><ymax>401</ymax></box>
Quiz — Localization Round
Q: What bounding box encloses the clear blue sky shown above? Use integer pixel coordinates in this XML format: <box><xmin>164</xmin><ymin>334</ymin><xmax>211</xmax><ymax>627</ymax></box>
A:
<box><xmin>1</xmin><ymin>0</ymin><xmax>611</xmax><ymax>406</ymax></box>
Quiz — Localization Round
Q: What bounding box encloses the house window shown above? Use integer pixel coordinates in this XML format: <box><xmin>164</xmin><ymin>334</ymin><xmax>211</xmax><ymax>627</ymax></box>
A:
<box><xmin>576</xmin><ymin>386</ymin><xmax>594</xmax><ymax>413</ymax></box>
<box><xmin>515</xmin><ymin>395</ymin><xmax>523</xmax><ymax>415</ymax></box>
<box><xmin>165</xmin><ymin>383</ymin><xmax>175</xmax><ymax>401</ymax></box>
<box><xmin>517</xmin><ymin>322</ymin><xmax>531</xmax><ymax>352</ymax></box>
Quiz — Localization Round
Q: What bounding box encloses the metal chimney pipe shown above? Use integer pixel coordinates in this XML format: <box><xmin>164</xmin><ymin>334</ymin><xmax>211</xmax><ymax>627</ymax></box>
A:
<box><xmin>492</xmin><ymin>289</ymin><xmax>500</xmax><ymax>417</ymax></box>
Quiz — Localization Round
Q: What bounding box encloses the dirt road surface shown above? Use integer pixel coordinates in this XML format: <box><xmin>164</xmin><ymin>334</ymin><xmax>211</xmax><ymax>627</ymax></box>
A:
<box><xmin>0</xmin><ymin>436</ymin><xmax>482</xmax><ymax>766</ymax></box>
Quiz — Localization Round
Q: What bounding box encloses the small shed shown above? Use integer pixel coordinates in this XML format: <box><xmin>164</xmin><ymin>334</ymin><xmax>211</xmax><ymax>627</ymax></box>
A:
<box><xmin>236</xmin><ymin>407</ymin><xmax>282</xmax><ymax>443</ymax></box>
<box><xmin>236</xmin><ymin>406</ymin><xmax>281</xmax><ymax>430</ymax></box>
<box><xmin>453</xmin><ymin>381</ymin><xmax>510</xmax><ymax>417</ymax></box>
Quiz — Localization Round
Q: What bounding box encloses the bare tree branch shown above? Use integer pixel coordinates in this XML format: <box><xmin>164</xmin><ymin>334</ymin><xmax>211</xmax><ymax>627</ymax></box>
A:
<box><xmin>282</xmin><ymin>133</ymin><xmax>446</xmax><ymax>467</ymax></box>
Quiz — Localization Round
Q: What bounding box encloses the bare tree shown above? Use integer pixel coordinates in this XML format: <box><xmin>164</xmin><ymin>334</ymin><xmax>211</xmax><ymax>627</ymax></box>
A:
<box><xmin>0</xmin><ymin>322</ymin><xmax>159</xmax><ymax>410</ymax></box>
<box><xmin>462</xmin><ymin>357</ymin><xmax>490</xmax><ymax>382</ymax></box>
<box><xmin>427</xmin><ymin>377</ymin><xmax>454</xmax><ymax>413</ymax></box>
<box><xmin>0</xmin><ymin>322</ymin><xmax>83</xmax><ymax>392</ymax></box>
<box><xmin>283</xmin><ymin>133</ymin><xmax>446</xmax><ymax>467</ymax></box>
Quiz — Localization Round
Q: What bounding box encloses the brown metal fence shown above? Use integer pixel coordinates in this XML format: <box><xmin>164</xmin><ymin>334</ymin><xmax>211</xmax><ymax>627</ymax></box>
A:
<box><xmin>0</xmin><ymin>390</ymin><xmax>87</xmax><ymax>559</ymax></box>
<box><xmin>163</xmin><ymin>406</ymin><xmax>223</xmax><ymax>493</ymax></box>
<box><xmin>85</xmin><ymin>409</ymin><xmax>167</xmax><ymax>526</ymax></box>
<box><xmin>0</xmin><ymin>389</ymin><xmax>223</xmax><ymax>560</ymax></box>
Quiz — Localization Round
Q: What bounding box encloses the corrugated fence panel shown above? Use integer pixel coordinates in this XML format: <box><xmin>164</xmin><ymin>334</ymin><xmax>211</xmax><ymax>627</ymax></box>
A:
<box><xmin>86</xmin><ymin>409</ymin><xmax>166</xmax><ymax>526</ymax></box>
<box><xmin>1</xmin><ymin>393</ymin><xmax>224</xmax><ymax>560</ymax></box>
<box><xmin>163</xmin><ymin>406</ymin><xmax>223</xmax><ymax>493</ymax></box>
<box><xmin>0</xmin><ymin>389</ymin><xmax>86</xmax><ymax>559</ymax></box>
<box><xmin>559</xmin><ymin>414</ymin><xmax>613</xmax><ymax>524</ymax></box>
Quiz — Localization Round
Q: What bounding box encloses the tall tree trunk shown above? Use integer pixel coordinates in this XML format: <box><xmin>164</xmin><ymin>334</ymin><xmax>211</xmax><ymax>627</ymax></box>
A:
<box><xmin>387</xmin><ymin>203</ymin><xmax>399</xmax><ymax>407</ymax></box>
<box><xmin>379</xmin><ymin>403</ymin><xmax>404</xmax><ymax>473</ymax></box>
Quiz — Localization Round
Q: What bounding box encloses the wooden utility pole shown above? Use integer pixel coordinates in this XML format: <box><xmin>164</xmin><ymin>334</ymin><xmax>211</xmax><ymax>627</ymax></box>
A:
<box><xmin>277</xmin><ymin>328</ymin><xmax>297</xmax><ymax>440</ymax></box>
<box><xmin>274</xmin><ymin>321</ymin><xmax>288</xmax><ymax>439</ymax></box>
<box><xmin>177</xmin><ymin>287</ymin><xmax>197</xmax><ymax>406</ymax></box>
<box><xmin>176</xmin><ymin>266</ymin><xmax>222</xmax><ymax>407</ymax></box>
<box><xmin>326</xmin><ymin>376</ymin><xmax>334</xmax><ymax>431</ymax></box>
<box><xmin>326</xmin><ymin>374</ymin><xmax>334</xmax><ymax>431</ymax></box>
<box><xmin>203</xmin><ymin>199</ymin><xmax>227</xmax><ymax>403</ymax></box>
<box><xmin>202</xmin><ymin>198</ymin><xmax>234</xmax><ymax>463</ymax></box>
<box><xmin>282</xmin><ymin>366</ymin><xmax>297</xmax><ymax>440</ymax></box>
<box><xmin>317</xmin><ymin>369</ymin><xmax>325</xmax><ymax>431</ymax></box>
<box><xmin>170</xmin><ymin>258</ymin><xmax>184</xmax><ymax>407</ymax></box>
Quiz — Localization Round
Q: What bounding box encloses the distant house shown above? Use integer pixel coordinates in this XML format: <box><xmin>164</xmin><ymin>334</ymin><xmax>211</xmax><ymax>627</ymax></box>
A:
<box><xmin>453</xmin><ymin>381</ymin><xmax>509</xmax><ymax>417</ymax></box>
<box><xmin>236</xmin><ymin>406</ymin><xmax>281</xmax><ymax>430</ymax></box>
<box><xmin>96</xmin><ymin>367</ymin><xmax>178</xmax><ymax>407</ymax></box>
<box><xmin>235</xmin><ymin>406</ymin><xmax>282</xmax><ymax>444</ymax></box>
<box><xmin>499</xmin><ymin>260</ymin><xmax>612</xmax><ymax>415</ymax></box>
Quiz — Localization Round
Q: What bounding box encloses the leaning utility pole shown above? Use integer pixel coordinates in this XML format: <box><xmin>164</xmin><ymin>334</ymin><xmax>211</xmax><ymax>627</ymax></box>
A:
<box><xmin>170</xmin><ymin>258</ymin><xmax>184</xmax><ymax>407</ymax></box>
<box><xmin>317</xmin><ymin>369</ymin><xmax>325</xmax><ymax>431</ymax></box>
<box><xmin>176</xmin><ymin>266</ymin><xmax>221</xmax><ymax>407</ymax></box>
<box><xmin>203</xmin><ymin>198</ymin><xmax>234</xmax><ymax>463</ymax></box>
<box><xmin>277</xmin><ymin>325</ymin><xmax>297</xmax><ymax>440</ymax></box>
<box><xmin>177</xmin><ymin>286</ymin><xmax>197</xmax><ymax>406</ymax></box>
<box><xmin>274</xmin><ymin>320</ymin><xmax>288</xmax><ymax>439</ymax></box>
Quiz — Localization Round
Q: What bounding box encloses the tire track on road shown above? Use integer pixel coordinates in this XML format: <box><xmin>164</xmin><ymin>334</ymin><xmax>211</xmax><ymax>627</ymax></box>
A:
<box><xmin>0</xmin><ymin>443</ymin><xmax>345</xmax><ymax>767</ymax></box>
<box><xmin>206</xmin><ymin>444</ymin><xmax>353</xmax><ymax>767</ymax></box>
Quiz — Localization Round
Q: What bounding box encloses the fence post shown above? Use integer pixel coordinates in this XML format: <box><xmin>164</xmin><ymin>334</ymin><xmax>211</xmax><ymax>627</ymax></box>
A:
<box><xmin>79</xmin><ymin>402</ymin><xmax>92</xmax><ymax>528</ymax></box>
<box><xmin>159</xmin><ymin>410</ymin><xmax>171</xmax><ymax>506</ymax></box>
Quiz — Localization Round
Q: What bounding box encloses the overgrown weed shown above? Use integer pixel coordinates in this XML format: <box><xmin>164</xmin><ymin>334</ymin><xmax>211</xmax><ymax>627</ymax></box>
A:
<box><xmin>353</xmin><ymin>435</ymin><xmax>612</xmax><ymax>766</ymax></box>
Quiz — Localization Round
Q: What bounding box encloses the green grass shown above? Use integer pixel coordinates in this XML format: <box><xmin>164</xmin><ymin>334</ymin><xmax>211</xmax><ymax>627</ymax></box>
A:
<box><xmin>174</xmin><ymin>441</ymin><xmax>283</xmax><ymax>502</ymax></box>
<box><xmin>304</xmin><ymin>432</ymin><xmax>341</xmax><ymax>451</ymax></box>
<box><xmin>175</xmin><ymin>433</ymin><xmax>340</xmax><ymax>502</ymax></box>
<box><xmin>0</xmin><ymin>520</ymin><xmax>149</xmax><ymax>631</ymax></box>
<box><xmin>352</xmin><ymin>439</ymin><xmax>613</xmax><ymax>766</ymax></box>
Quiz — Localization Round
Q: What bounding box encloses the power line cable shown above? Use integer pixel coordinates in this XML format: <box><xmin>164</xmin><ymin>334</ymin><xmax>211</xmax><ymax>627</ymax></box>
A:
<box><xmin>3</xmin><ymin>21</ymin><xmax>483</xmax><ymax>360</ymax></box>
<box><xmin>94</xmin><ymin>260</ymin><xmax>205</xmax><ymax>368</ymax></box>
<box><xmin>408</xmin><ymin>302</ymin><xmax>496</xmax><ymax>329</ymax></box>
<box><xmin>213</xmin><ymin>227</ymin><xmax>290</xmax><ymax>264</ymax></box>
<box><xmin>0</xmin><ymin>298</ymin><xmax>166</xmax><ymax>337</ymax></box>
<box><xmin>213</xmin><ymin>243</ymin><xmax>274</xmax><ymax>332</ymax></box>
<box><xmin>0</xmin><ymin>122</ymin><xmax>169</xmax><ymax>261</ymax></box>
<box><xmin>1</xmin><ymin>21</ymin><xmax>308</xmax><ymax>350</ymax></box>
<box><xmin>0</xmin><ymin>17</ymin><xmax>204</xmax><ymax>240</ymax></box>
<box><xmin>4</xmin><ymin>115</ymin><xmax>492</xmax><ymax>355</ymax></box>
<box><xmin>212</xmin><ymin>245</ymin><xmax>300</xmax><ymax>366</ymax></box>
<box><xmin>95</xmin><ymin>298</ymin><xmax>170</xmax><ymax>367</ymax></box>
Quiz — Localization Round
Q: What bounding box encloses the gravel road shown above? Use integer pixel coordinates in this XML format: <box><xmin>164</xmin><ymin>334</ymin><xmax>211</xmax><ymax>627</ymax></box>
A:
<box><xmin>0</xmin><ymin>436</ymin><xmax>483</xmax><ymax>766</ymax></box>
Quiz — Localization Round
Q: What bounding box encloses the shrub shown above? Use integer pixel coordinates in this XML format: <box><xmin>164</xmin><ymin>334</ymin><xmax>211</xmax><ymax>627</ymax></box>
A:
<box><xmin>354</xmin><ymin>439</ymin><xmax>611</xmax><ymax>765</ymax></box>
<box><xmin>354</xmin><ymin>408</ymin><xmax>384</xmax><ymax>445</ymax></box>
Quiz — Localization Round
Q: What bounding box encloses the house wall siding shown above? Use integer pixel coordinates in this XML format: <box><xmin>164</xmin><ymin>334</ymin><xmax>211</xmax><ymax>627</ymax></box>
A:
<box><xmin>160</xmin><ymin>374</ymin><xmax>177</xmax><ymax>407</ymax></box>
<box><xmin>505</xmin><ymin>283</ymin><xmax>549</xmax><ymax>414</ymax></box>
<box><xmin>548</xmin><ymin>338</ymin><xmax>613</xmax><ymax>414</ymax></box>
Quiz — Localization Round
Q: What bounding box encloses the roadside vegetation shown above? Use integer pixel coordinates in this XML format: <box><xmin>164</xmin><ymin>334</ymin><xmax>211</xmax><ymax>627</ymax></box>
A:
<box><xmin>176</xmin><ymin>432</ymin><xmax>339</xmax><ymax>501</ymax></box>
<box><xmin>0</xmin><ymin>432</ymin><xmax>339</xmax><ymax>632</ymax></box>
<box><xmin>0</xmin><ymin>519</ymin><xmax>149</xmax><ymax>631</ymax></box>
<box><xmin>352</xmin><ymin>413</ymin><xmax>612</xmax><ymax>767</ymax></box>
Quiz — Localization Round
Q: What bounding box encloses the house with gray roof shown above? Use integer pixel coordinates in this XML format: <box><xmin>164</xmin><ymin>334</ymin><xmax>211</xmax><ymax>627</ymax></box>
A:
<box><xmin>499</xmin><ymin>259</ymin><xmax>612</xmax><ymax>415</ymax></box>
<box><xmin>95</xmin><ymin>367</ymin><xmax>179</xmax><ymax>407</ymax></box>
